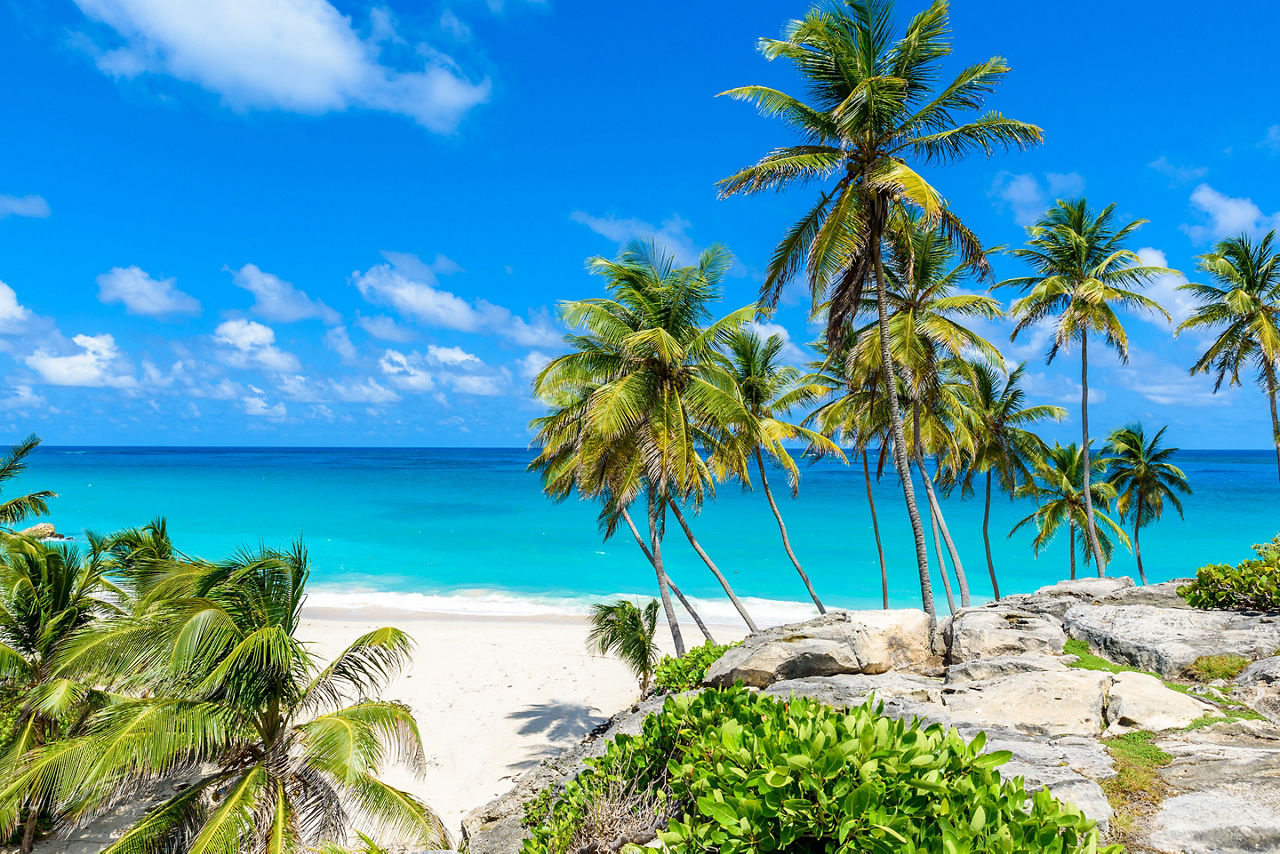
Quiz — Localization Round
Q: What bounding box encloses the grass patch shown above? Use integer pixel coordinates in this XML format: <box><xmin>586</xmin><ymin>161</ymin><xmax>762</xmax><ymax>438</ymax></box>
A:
<box><xmin>1187</xmin><ymin>654</ymin><xmax>1250</xmax><ymax>682</ymax></box>
<box><xmin>1063</xmin><ymin>639</ymin><xmax>1141</xmax><ymax>674</ymax></box>
<box><xmin>1100</xmin><ymin>730</ymin><xmax>1173</xmax><ymax>840</ymax></box>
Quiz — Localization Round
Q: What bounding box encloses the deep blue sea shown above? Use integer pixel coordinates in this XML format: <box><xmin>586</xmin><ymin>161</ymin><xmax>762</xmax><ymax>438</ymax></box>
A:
<box><xmin>23</xmin><ymin>446</ymin><xmax>1280</xmax><ymax>623</ymax></box>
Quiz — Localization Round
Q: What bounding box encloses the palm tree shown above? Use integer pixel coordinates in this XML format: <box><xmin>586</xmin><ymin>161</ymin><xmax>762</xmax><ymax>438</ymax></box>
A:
<box><xmin>957</xmin><ymin>362</ymin><xmax>1064</xmax><ymax>598</ymax></box>
<box><xmin>1000</xmin><ymin>199</ymin><xmax>1172</xmax><ymax>576</ymax></box>
<box><xmin>719</xmin><ymin>0</ymin><xmax>1042</xmax><ymax>615</ymax></box>
<box><xmin>1177</xmin><ymin>231</ymin><xmax>1280</xmax><ymax>481</ymax></box>
<box><xmin>0</xmin><ymin>435</ymin><xmax>56</xmax><ymax>529</ymax></box>
<box><xmin>0</xmin><ymin>537</ymin><xmax>122</xmax><ymax>853</ymax></box>
<box><xmin>1104</xmin><ymin>425</ymin><xmax>1191</xmax><ymax>585</ymax></box>
<box><xmin>587</xmin><ymin>599</ymin><xmax>660</xmax><ymax>692</ymax></box>
<box><xmin>1012</xmin><ymin>443</ymin><xmax>1129</xmax><ymax>580</ymax></box>
<box><xmin>717</xmin><ymin>328</ymin><xmax>842</xmax><ymax>613</ymax></box>
<box><xmin>532</xmin><ymin>241</ymin><xmax>758</xmax><ymax>643</ymax></box>
<box><xmin>1</xmin><ymin>545</ymin><xmax>448</xmax><ymax>854</ymax></box>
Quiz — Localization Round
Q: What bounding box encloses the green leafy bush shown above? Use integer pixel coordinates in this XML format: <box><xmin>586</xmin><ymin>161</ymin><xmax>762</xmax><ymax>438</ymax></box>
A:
<box><xmin>1179</xmin><ymin>534</ymin><xmax>1280</xmax><ymax>611</ymax></box>
<box><xmin>522</xmin><ymin>687</ymin><xmax>1119</xmax><ymax>853</ymax></box>
<box><xmin>653</xmin><ymin>641</ymin><xmax>739</xmax><ymax>691</ymax></box>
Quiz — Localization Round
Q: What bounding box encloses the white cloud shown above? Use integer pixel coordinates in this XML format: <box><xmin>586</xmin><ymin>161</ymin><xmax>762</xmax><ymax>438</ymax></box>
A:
<box><xmin>989</xmin><ymin>171</ymin><xmax>1085</xmax><ymax>227</ymax></box>
<box><xmin>1182</xmin><ymin>183</ymin><xmax>1280</xmax><ymax>243</ymax></box>
<box><xmin>570</xmin><ymin>210</ymin><xmax>700</xmax><ymax>264</ymax></box>
<box><xmin>1135</xmin><ymin>248</ymin><xmax>1195</xmax><ymax>327</ymax></box>
<box><xmin>353</xmin><ymin>252</ymin><xmax>560</xmax><ymax>346</ymax></box>
<box><xmin>747</xmin><ymin>320</ymin><xmax>810</xmax><ymax>364</ymax></box>
<box><xmin>1022</xmin><ymin>371</ymin><xmax>1104</xmax><ymax>406</ymax></box>
<box><xmin>516</xmin><ymin>350</ymin><xmax>550</xmax><ymax>380</ymax></box>
<box><xmin>439</xmin><ymin>9</ymin><xmax>470</xmax><ymax>40</ymax></box>
<box><xmin>379</xmin><ymin>348</ymin><xmax>434</xmax><ymax>391</ymax></box>
<box><xmin>451</xmin><ymin>374</ymin><xmax>502</xmax><ymax>395</ymax></box>
<box><xmin>1263</xmin><ymin>125</ymin><xmax>1280</xmax><ymax>154</ymax></box>
<box><xmin>26</xmin><ymin>333</ymin><xmax>136</xmax><ymax>387</ymax></box>
<box><xmin>330</xmin><ymin>377</ymin><xmax>399</xmax><ymax>403</ymax></box>
<box><xmin>1147</xmin><ymin>156</ymin><xmax>1207</xmax><ymax>183</ymax></box>
<box><xmin>0</xmin><ymin>281</ymin><xmax>33</xmax><ymax>332</ymax></box>
<box><xmin>356</xmin><ymin>313</ymin><xmax>416</xmax><ymax>342</ymax></box>
<box><xmin>73</xmin><ymin>0</ymin><xmax>491</xmax><ymax>133</ymax></box>
<box><xmin>425</xmin><ymin>344</ymin><xmax>480</xmax><ymax>366</ymax></box>
<box><xmin>378</xmin><ymin>346</ymin><xmax>504</xmax><ymax>396</ymax></box>
<box><xmin>0</xmin><ymin>385</ymin><xmax>46</xmax><ymax>411</ymax></box>
<box><xmin>96</xmin><ymin>265</ymin><xmax>201</xmax><ymax>317</ymax></box>
<box><xmin>0</xmin><ymin>195</ymin><xmax>51</xmax><ymax>219</ymax></box>
<box><xmin>229</xmin><ymin>264</ymin><xmax>338</xmax><ymax>324</ymax></box>
<box><xmin>324</xmin><ymin>325</ymin><xmax>357</xmax><ymax>362</ymax></box>
<box><xmin>213</xmin><ymin>319</ymin><xmax>301</xmax><ymax>372</ymax></box>
<box><xmin>243</xmin><ymin>386</ymin><xmax>286</xmax><ymax>418</ymax></box>
<box><xmin>1114</xmin><ymin>348</ymin><xmax>1225</xmax><ymax>407</ymax></box>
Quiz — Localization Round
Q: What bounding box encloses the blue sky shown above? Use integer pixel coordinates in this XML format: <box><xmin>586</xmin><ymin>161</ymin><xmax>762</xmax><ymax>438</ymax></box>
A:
<box><xmin>2</xmin><ymin>0</ymin><xmax>1279</xmax><ymax>448</ymax></box>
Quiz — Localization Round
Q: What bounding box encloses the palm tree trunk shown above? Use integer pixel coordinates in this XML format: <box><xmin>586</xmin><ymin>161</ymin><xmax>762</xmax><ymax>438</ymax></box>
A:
<box><xmin>871</xmin><ymin>213</ymin><xmax>934</xmax><ymax>617</ymax></box>
<box><xmin>930</xmin><ymin>503</ymin><xmax>956</xmax><ymax>615</ymax></box>
<box><xmin>916</xmin><ymin>452</ymin><xmax>970</xmax><ymax>608</ymax></box>
<box><xmin>863</xmin><ymin>450</ymin><xmax>889</xmax><ymax>609</ymax></box>
<box><xmin>667</xmin><ymin>499</ymin><xmax>759</xmax><ymax>633</ymax></box>
<box><xmin>647</xmin><ymin>494</ymin><xmax>685</xmax><ymax>656</ymax></box>
<box><xmin>1266</xmin><ymin>362</ymin><xmax>1280</xmax><ymax>484</ymax></box>
<box><xmin>621</xmin><ymin>507</ymin><xmax>714</xmax><ymax>644</ymax></box>
<box><xmin>1069</xmin><ymin>524</ymin><xmax>1077</xmax><ymax>580</ymax></box>
<box><xmin>756</xmin><ymin>449</ymin><xmax>824</xmax><ymax>614</ymax></box>
<box><xmin>983</xmin><ymin>470</ymin><xmax>1000</xmax><ymax>600</ymax></box>
<box><xmin>1079</xmin><ymin>336</ymin><xmax>1108</xmax><ymax>576</ymax></box>
<box><xmin>1134</xmin><ymin>521</ymin><xmax>1146</xmax><ymax>586</ymax></box>
<box><xmin>20</xmin><ymin>804</ymin><xmax>37</xmax><ymax>854</ymax></box>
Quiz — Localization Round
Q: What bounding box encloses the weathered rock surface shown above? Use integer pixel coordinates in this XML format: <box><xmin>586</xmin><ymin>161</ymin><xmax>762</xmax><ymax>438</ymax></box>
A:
<box><xmin>704</xmin><ymin>609</ymin><xmax>935</xmax><ymax>688</ymax></box>
<box><xmin>1099</xmin><ymin>578</ymin><xmax>1195</xmax><ymax>610</ymax></box>
<box><xmin>1237</xmin><ymin>655</ymin><xmax>1280</xmax><ymax>685</ymax></box>
<box><xmin>998</xmin><ymin>577</ymin><xmax>1135</xmax><ymax>618</ymax></box>
<box><xmin>1103</xmin><ymin>671</ymin><xmax>1216</xmax><ymax>735</ymax></box>
<box><xmin>945</xmin><ymin>607</ymin><xmax>1066</xmax><ymax>663</ymax></box>
<box><xmin>944</xmin><ymin>654</ymin><xmax>1068</xmax><ymax>684</ymax></box>
<box><xmin>1063</xmin><ymin>603</ymin><xmax>1280</xmax><ymax>677</ymax></box>
<box><xmin>18</xmin><ymin>522</ymin><xmax>55</xmax><ymax>538</ymax></box>
<box><xmin>943</xmin><ymin>670</ymin><xmax>1111</xmax><ymax>737</ymax></box>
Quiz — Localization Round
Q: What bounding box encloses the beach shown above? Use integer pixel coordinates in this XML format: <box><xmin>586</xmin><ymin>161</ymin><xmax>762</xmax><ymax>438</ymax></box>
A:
<box><xmin>299</xmin><ymin>606</ymin><xmax>747</xmax><ymax>837</ymax></box>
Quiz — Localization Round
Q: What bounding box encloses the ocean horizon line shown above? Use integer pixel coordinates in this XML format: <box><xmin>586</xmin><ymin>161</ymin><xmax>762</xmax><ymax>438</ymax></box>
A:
<box><xmin>38</xmin><ymin>444</ymin><xmax>1280</xmax><ymax>453</ymax></box>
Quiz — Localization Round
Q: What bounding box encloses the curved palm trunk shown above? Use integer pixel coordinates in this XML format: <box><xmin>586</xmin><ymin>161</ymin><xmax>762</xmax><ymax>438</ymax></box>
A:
<box><xmin>1133</xmin><ymin>520</ymin><xmax>1147</xmax><ymax>586</ymax></box>
<box><xmin>930</xmin><ymin>503</ymin><xmax>956</xmax><ymax>615</ymax></box>
<box><xmin>1266</xmin><ymin>363</ymin><xmax>1280</xmax><ymax>484</ymax></box>
<box><xmin>1069</xmin><ymin>524</ymin><xmax>1077</xmax><ymax>580</ymax></box>
<box><xmin>621</xmin><ymin>507</ymin><xmax>714</xmax><ymax>644</ymax></box>
<box><xmin>756</xmin><ymin>449</ymin><xmax>825</xmax><ymax>614</ymax></box>
<box><xmin>20</xmin><ymin>804</ymin><xmax>38</xmax><ymax>854</ymax></box>
<box><xmin>863</xmin><ymin>450</ymin><xmax>889</xmax><ymax>609</ymax></box>
<box><xmin>916</xmin><ymin>452</ymin><xmax>970</xmax><ymax>608</ymax></box>
<box><xmin>983</xmin><ymin>471</ymin><xmax>1000</xmax><ymax>600</ymax></box>
<box><xmin>1079</xmin><ymin>336</ymin><xmax>1108</xmax><ymax>576</ymax></box>
<box><xmin>667</xmin><ymin>498</ymin><xmax>759</xmax><ymax>633</ymax></box>
<box><xmin>872</xmin><ymin>223</ymin><xmax>934</xmax><ymax>617</ymax></box>
<box><xmin>646</xmin><ymin>494</ymin><xmax>685</xmax><ymax>656</ymax></box>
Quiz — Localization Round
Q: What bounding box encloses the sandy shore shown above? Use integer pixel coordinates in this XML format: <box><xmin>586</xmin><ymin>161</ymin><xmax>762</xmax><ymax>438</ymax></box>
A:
<box><xmin>299</xmin><ymin>607</ymin><xmax>748</xmax><ymax>841</ymax></box>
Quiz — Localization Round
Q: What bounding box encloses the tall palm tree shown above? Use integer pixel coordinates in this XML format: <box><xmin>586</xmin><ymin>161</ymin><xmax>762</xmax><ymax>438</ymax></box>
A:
<box><xmin>957</xmin><ymin>362</ymin><xmax>1064</xmax><ymax>599</ymax></box>
<box><xmin>1104</xmin><ymin>425</ymin><xmax>1191</xmax><ymax>586</ymax></box>
<box><xmin>0</xmin><ymin>537</ymin><xmax>122</xmax><ymax>853</ymax></box>
<box><xmin>1177</xmin><ymin>231</ymin><xmax>1280</xmax><ymax>481</ymax></box>
<box><xmin>587</xmin><ymin>599</ymin><xmax>660</xmax><ymax>693</ymax></box>
<box><xmin>1</xmin><ymin>545</ymin><xmax>448</xmax><ymax>854</ymax></box>
<box><xmin>719</xmin><ymin>0</ymin><xmax>1042</xmax><ymax>615</ymax></box>
<box><xmin>717</xmin><ymin>328</ymin><xmax>842</xmax><ymax>613</ymax></box>
<box><xmin>1000</xmin><ymin>199</ymin><xmax>1171</xmax><ymax>576</ymax></box>
<box><xmin>531</xmin><ymin>241</ymin><xmax>758</xmax><ymax>643</ymax></box>
<box><xmin>1012</xmin><ymin>443</ymin><xmax>1129</xmax><ymax>580</ymax></box>
<box><xmin>0</xmin><ymin>435</ymin><xmax>56</xmax><ymax>529</ymax></box>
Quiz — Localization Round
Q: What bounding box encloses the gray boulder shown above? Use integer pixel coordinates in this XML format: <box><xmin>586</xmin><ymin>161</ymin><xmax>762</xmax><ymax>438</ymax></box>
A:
<box><xmin>1103</xmin><ymin>671</ymin><xmax>1216</xmax><ymax>735</ymax></box>
<box><xmin>945</xmin><ymin>607</ymin><xmax>1066</xmax><ymax>663</ymax></box>
<box><xmin>1063</xmin><ymin>604</ymin><xmax>1280</xmax><ymax>677</ymax></box>
<box><xmin>941</xmin><ymin>670</ymin><xmax>1112</xmax><ymax>737</ymax></box>
<box><xmin>1099</xmin><ymin>578</ymin><xmax>1194</xmax><ymax>610</ymax></box>
<box><xmin>1236</xmin><ymin>655</ymin><xmax>1280</xmax><ymax>685</ymax></box>
<box><xmin>704</xmin><ymin>609</ymin><xmax>936</xmax><ymax>689</ymax></box>
<box><xmin>945</xmin><ymin>654</ymin><xmax>1068</xmax><ymax>684</ymax></box>
<box><xmin>997</xmin><ymin>577</ymin><xmax>1134</xmax><ymax>618</ymax></box>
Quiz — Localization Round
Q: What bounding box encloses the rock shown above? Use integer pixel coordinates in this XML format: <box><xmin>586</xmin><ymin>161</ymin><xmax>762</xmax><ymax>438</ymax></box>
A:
<box><xmin>942</xmin><ymin>670</ymin><xmax>1111</xmax><ymax>737</ymax></box>
<box><xmin>1063</xmin><ymin>603</ymin><xmax>1280</xmax><ymax>677</ymax></box>
<box><xmin>998</xmin><ymin>577</ymin><xmax>1135</xmax><ymax>618</ymax></box>
<box><xmin>704</xmin><ymin>610</ymin><xmax>936</xmax><ymax>689</ymax></box>
<box><xmin>765</xmin><ymin>672</ymin><xmax>945</xmax><ymax>709</ymax></box>
<box><xmin>944</xmin><ymin>654</ymin><xmax>1068</xmax><ymax>684</ymax></box>
<box><xmin>1237</xmin><ymin>655</ymin><xmax>1280</xmax><ymax>685</ymax></box>
<box><xmin>1103</xmin><ymin>671</ymin><xmax>1216</xmax><ymax>735</ymax></box>
<box><xmin>18</xmin><ymin>522</ymin><xmax>55</xmax><ymax>538</ymax></box>
<box><xmin>1100</xmin><ymin>579</ymin><xmax>1195</xmax><ymax>610</ymax></box>
<box><xmin>1146</xmin><ymin>789</ymin><xmax>1280</xmax><ymax>853</ymax></box>
<box><xmin>945</xmin><ymin>608</ymin><xmax>1066</xmax><ymax>663</ymax></box>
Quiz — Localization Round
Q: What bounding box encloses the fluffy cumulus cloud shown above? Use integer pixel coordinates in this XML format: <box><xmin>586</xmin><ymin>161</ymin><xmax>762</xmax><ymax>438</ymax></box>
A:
<box><xmin>0</xmin><ymin>194</ymin><xmax>51</xmax><ymax>219</ymax></box>
<box><xmin>352</xmin><ymin>252</ymin><xmax>560</xmax><ymax>346</ymax></box>
<box><xmin>242</xmin><ymin>385</ymin><xmax>286</xmax><ymax>418</ymax></box>
<box><xmin>1114</xmin><ymin>348</ymin><xmax>1224</xmax><ymax>407</ymax></box>
<box><xmin>0</xmin><ymin>281</ymin><xmax>33</xmax><ymax>333</ymax></box>
<box><xmin>989</xmin><ymin>172</ymin><xmax>1085</xmax><ymax>227</ymax></box>
<box><xmin>569</xmin><ymin>210</ymin><xmax>701</xmax><ymax>265</ymax></box>
<box><xmin>26</xmin><ymin>333</ymin><xmax>136</xmax><ymax>387</ymax></box>
<box><xmin>356</xmin><ymin>313</ymin><xmax>416</xmax><ymax>342</ymax></box>
<box><xmin>378</xmin><ymin>345</ymin><xmax>504</xmax><ymax>395</ymax></box>
<box><xmin>1182</xmin><ymin>184</ymin><xmax>1280</xmax><ymax>243</ymax></box>
<box><xmin>72</xmin><ymin>0</ymin><xmax>491</xmax><ymax>132</ymax></box>
<box><xmin>213</xmin><ymin>319</ymin><xmax>301</xmax><ymax>372</ymax></box>
<box><xmin>1135</xmin><ymin>248</ymin><xmax>1196</xmax><ymax>327</ymax></box>
<box><xmin>96</xmin><ymin>265</ymin><xmax>201</xmax><ymax>317</ymax></box>
<box><xmin>229</xmin><ymin>264</ymin><xmax>339</xmax><ymax>324</ymax></box>
<box><xmin>0</xmin><ymin>385</ymin><xmax>47</xmax><ymax>411</ymax></box>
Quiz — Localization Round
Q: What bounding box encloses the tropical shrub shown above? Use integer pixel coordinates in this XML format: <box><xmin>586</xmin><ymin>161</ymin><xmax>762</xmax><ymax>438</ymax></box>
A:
<box><xmin>522</xmin><ymin>687</ymin><xmax>1118</xmax><ymax>853</ymax></box>
<box><xmin>1179</xmin><ymin>535</ymin><xmax>1280</xmax><ymax>611</ymax></box>
<box><xmin>588</xmin><ymin>599</ymin><xmax>660</xmax><ymax>692</ymax></box>
<box><xmin>653</xmin><ymin>641</ymin><xmax>739</xmax><ymax>692</ymax></box>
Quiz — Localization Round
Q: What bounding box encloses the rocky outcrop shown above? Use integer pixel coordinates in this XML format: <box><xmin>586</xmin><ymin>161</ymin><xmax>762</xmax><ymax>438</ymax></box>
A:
<box><xmin>1063</xmin><ymin>604</ymin><xmax>1280</xmax><ymax>677</ymax></box>
<box><xmin>18</xmin><ymin>522</ymin><xmax>56</xmax><ymax>539</ymax></box>
<box><xmin>1104</xmin><ymin>671</ymin><xmax>1216</xmax><ymax>735</ymax></box>
<box><xmin>944</xmin><ymin>670</ymin><xmax>1111</xmax><ymax>737</ymax></box>
<box><xmin>703</xmin><ymin>609</ymin><xmax>936</xmax><ymax>688</ymax></box>
<box><xmin>944</xmin><ymin>607</ymin><xmax>1066</xmax><ymax>662</ymax></box>
<box><xmin>998</xmin><ymin>577</ymin><xmax>1135</xmax><ymax>618</ymax></box>
<box><xmin>944</xmin><ymin>654</ymin><xmax>1069</xmax><ymax>683</ymax></box>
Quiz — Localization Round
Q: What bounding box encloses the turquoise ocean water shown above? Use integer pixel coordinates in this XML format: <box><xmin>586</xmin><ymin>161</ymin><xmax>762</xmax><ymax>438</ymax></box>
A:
<box><xmin>24</xmin><ymin>446</ymin><xmax>1280</xmax><ymax>623</ymax></box>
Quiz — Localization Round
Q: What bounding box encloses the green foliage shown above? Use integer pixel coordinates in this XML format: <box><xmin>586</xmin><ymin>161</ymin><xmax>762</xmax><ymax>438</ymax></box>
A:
<box><xmin>1179</xmin><ymin>535</ymin><xmax>1280</xmax><ymax>611</ymax></box>
<box><xmin>1062</xmin><ymin>639</ymin><xmax>1140</xmax><ymax>675</ymax></box>
<box><xmin>1187</xmin><ymin>654</ymin><xmax>1251</xmax><ymax>682</ymax></box>
<box><xmin>653</xmin><ymin>641</ymin><xmax>739</xmax><ymax>692</ymax></box>
<box><xmin>523</xmin><ymin>687</ymin><xmax>1118</xmax><ymax>853</ymax></box>
<box><xmin>588</xmin><ymin>600</ymin><xmax>661</xmax><ymax>692</ymax></box>
<box><xmin>1099</xmin><ymin>731</ymin><xmax>1172</xmax><ymax>838</ymax></box>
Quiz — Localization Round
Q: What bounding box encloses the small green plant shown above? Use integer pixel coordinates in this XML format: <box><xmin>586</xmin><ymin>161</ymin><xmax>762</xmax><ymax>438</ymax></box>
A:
<box><xmin>1063</xmin><ymin>638</ymin><xmax>1142</xmax><ymax>675</ymax></box>
<box><xmin>1100</xmin><ymin>731</ymin><xmax>1172</xmax><ymax>839</ymax></box>
<box><xmin>653</xmin><ymin>640</ymin><xmax>739</xmax><ymax>691</ymax></box>
<box><xmin>587</xmin><ymin>599</ymin><xmax>661</xmax><ymax>692</ymax></box>
<box><xmin>1179</xmin><ymin>534</ymin><xmax>1280</xmax><ymax>611</ymax></box>
<box><xmin>1187</xmin><ymin>654</ymin><xmax>1251</xmax><ymax>682</ymax></box>
<box><xmin>523</xmin><ymin>687</ymin><xmax>1120</xmax><ymax>853</ymax></box>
